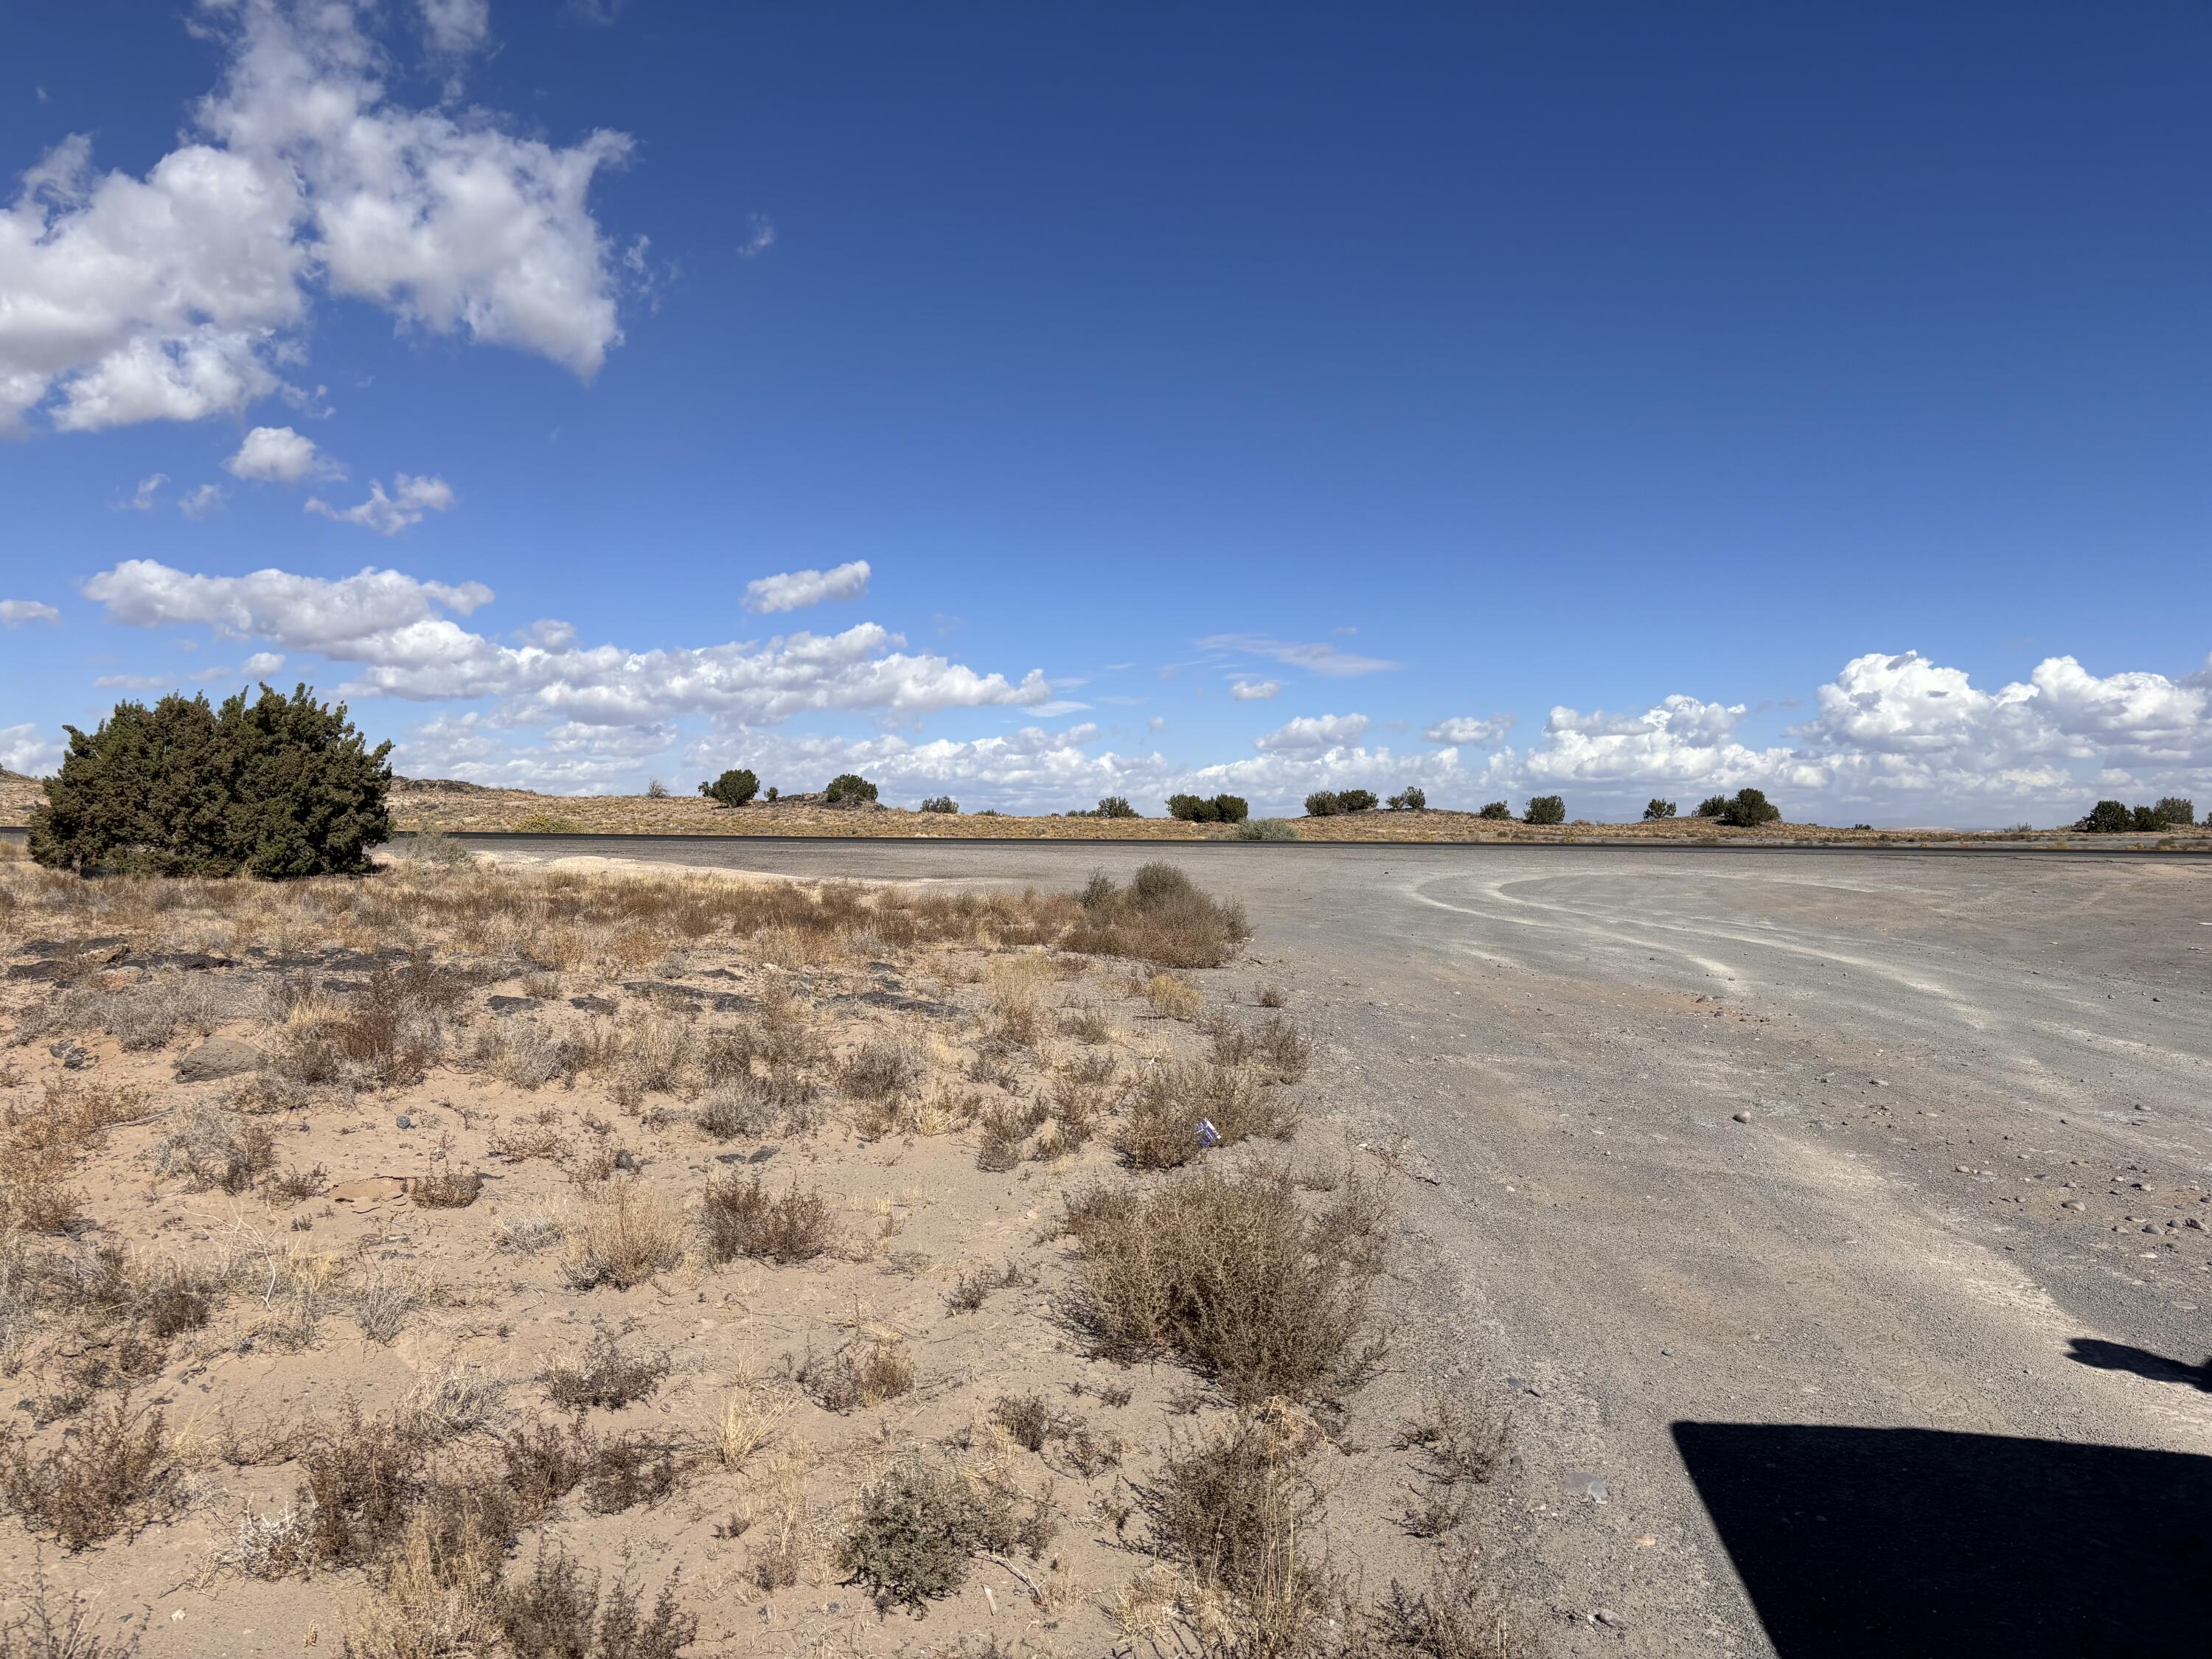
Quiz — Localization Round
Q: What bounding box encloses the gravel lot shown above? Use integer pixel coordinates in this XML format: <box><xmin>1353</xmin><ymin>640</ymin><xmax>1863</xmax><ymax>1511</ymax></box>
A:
<box><xmin>462</xmin><ymin>837</ymin><xmax>2212</xmax><ymax>1655</ymax></box>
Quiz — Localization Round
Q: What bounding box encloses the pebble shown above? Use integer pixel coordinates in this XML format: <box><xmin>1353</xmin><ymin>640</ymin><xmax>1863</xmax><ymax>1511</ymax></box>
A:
<box><xmin>1594</xmin><ymin>1609</ymin><xmax>1626</xmax><ymax>1629</ymax></box>
<box><xmin>614</xmin><ymin>1150</ymin><xmax>638</xmax><ymax>1172</ymax></box>
<box><xmin>1733</xmin><ymin>1111</ymin><xmax>1751</xmax><ymax>1124</ymax></box>
<box><xmin>2062</xmin><ymin>1200</ymin><xmax>2085</xmax><ymax>1211</ymax></box>
<box><xmin>395</xmin><ymin>1114</ymin><xmax>413</xmax><ymax>1130</ymax></box>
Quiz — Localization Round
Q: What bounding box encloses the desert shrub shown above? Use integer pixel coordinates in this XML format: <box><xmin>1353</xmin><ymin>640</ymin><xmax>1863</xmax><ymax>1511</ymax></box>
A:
<box><xmin>824</xmin><ymin>773</ymin><xmax>878</xmax><ymax>806</ymax></box>
<box><xmin>411</xmin><ymin>1160</ymin><xmax>482</xmax><ymax>1210</ymax></box>
<box><xmin>2075</xmin><ymin>799</ymin><xmax>2129</xmax><ymax>832</ymax></box>
<box><xmin>501</xmin><ymin>1420</ymin><xmax>593</xmax><ymax>1522</ymax></box>
<box><xmin>1694</xmin><ymin>794</ymin><xmax>1728</xmax><ymax>818</ymax></box>
<box><xmin>1716</xmin><ymin>787</ymin><xmax>1781</xmax><ymax>827</ymax></box>
<box><xmin>1475</xmin><ymin>801</ymin><xmax>1510</xmax><ymax>821</ymax></box>
<box><xmin>1303</xmin><ymin>792</ymin><xmax>1340</xmax><ymax>818</ymax></box>
<box><xmin>560</xmin><ymin>1181</ymin><xmax>686</xmax><ymax>1290</ymax></box>
<box><xmin>1394</xmin><ymin>1394</ymin><xmax>1506</xmax><ymax>1489</ymax></box>
<box><xmin>694</xmin><ymin>1074</ymin><xmax>820</xmax><ymax>1141</ymax></box>
<box><xmin>1225</xmin><ymin>817</ymin><xmax>1298</xmax><ymax>841</ymax></box>
<box><xmin>1064</xmin><ymin>863</ymin><xmax>1249</xmax><ymax>970</ymax></box>
<box><xmin>29</xmin><ymin>684</ymin><xmax>391</xmax><ymax>878</ymax></box>
<box><xmin>1143</xmin><ymin>1415</ymin><xmax>1329</xmax><ymax>1646</ymax></box>
<box><xmin>1166</xmin><ymin>793</ymin><xmax>1249</xmax><ymax>824</ymax></box>
<box><xmin>838</xmin><ymin>1040</ymin><xmax>921</xmax><ymax>1101</ymax></box>
<box><xmin>151</xmin><ymin>1107</ymin><xmax>276</xmax><ymax>1193</ymax></box>
<box><xmin>918</xmin><ymin>795</ymin><xmax>959</xmax><ymax>814</ymax></box>
<box><xmin>947</xmin><ymin>1258</ymin><xmax>1026</xmax><ymax>1312</ymax></box>
<box><xmin>1521</xmin><ymin>796</ymin><xmax>1565</xmax><ymax>826</ymax></box>
<box><xmin>798</xmin><ymin>1339</ymin><xmax>915</xmax><ymax>1413</ymax></box>
<box><xmin>1337</xmin><ymin>1565</ymin><xmax>1523</xmax><ymax>1659</ymax></box>
<box><xmin>1063</xmin><ymin>1166</ymin><xmax>1383</xmax><ymax>1405</ymax></box>
<box><xmin>297</xmin><ymin>1402</ymin><xmax>433</xmax><ymax>1565</ymax></box>
<box><xmin>512</xmin><ymin>812</ymin><xmax>584</xmax><ymax>834</ymax></box>
<box><xmin>582</xmin><ymin>1434</ymin><xmax>681</xmax><ymax>1514</ymax></box>
<box><xmin>1336</xmin><ymin>789</ymin><xmax>1378</xmax><ymax>813</ymax></box>
<box><xmin>1089</xmin><ymin>796</ymin><xmax>1138</xmax><ymax>818</ymax></box>
<box><xmin>0</xmin><ymin>1397</ymin><xmax>178</xmax><ymax>1551</ymax></box>
<box><xmin>701</xmin><ymin>1172</ymin><xmax>835</xmax><ymax>1264</ymax></box>
<box><xmin>698</xmin><ymin>768</ymin><xmax>759</xmax><ymax>807</ymax></box>
<box><xmin>546</xmin><ymin>1329</ymin><xmax>671</xmax><ymax>1411</ymax></box>
<box><xmin>2152</xmin><ymin>796</ymin><xmax>2197</xmax><ymax>827</ymax></box>
<box><xmin>337</xmin><ymin>1484</ymin><xmax>509</xmax><ymax>1659</ymax></box>
<box><xmin>1120</xmin><ymin>1061</ymin><xmax>1297</xmax><ymax>1169</ymax></box>
<box><xmin>500</xmin><ymin>1545</ymin><xmax>698</xmax><ymax>1659</ymax></box>
<box><xmin>974</xmin><ymin>1107</ymin><xmax>1034</xmax><ymax>1172</ymax></box>
<box><xmin>644</xmin><ymin>778</ymin><xmax>670</xmax><ymax>799</ymax></box>
<box><xmin>1210</xmin><ymin>1013</ymin><xmax>1310</xmax><ymax>1082</ymax></box>
<box><xmin>1145</xmin><ymin>972</ymin><xmax>1204</xmax><ymax>1020</ymax></box>
<box><xmin>835</xmin><ymin>1458</ymin><xmax>1050</xmax><ymax>1610</ymax></box>
<box><xmin>1644</xmin><ymin>799</ymin><xmax>1676</xmax><ymax>821</ymax></box>
<box><xmin>1386</xmin><ymin>786</ymin><xmax>1425</xmax><ymax>812</ymax></box>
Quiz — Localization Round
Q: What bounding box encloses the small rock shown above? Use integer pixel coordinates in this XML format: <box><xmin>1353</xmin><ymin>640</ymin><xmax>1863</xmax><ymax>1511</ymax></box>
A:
<box><xmin>175</xmin><ymin>1037</ymin><xmax>261</xmax><ymax>1083</ymax></box>
<box><xmin>1594</xmin><ymin>1608</ymin><xmax>1627</xmax><ymax>1629</ymax></box>
<box><xmin>2185</xmin><ymin>1217</ymin><xmax>2206</xmax><ymax>1232</ymax></box>
<box><xmin>1733</xmin><ymin>1111</ymin><xmax>1751</xmax><ymax>1124</ymax></box>
<box><xmin>395</xmin><ymin>1113</ymin><xmax>414</xmax><ymax>1130</ymax></box>
<box><xmin>1869</xmin><ymin>1078</ymin><xmax>1889</xmax><ymax>1088</ymax></box>
<box><xmin>613</xmin><ymin>1150</ymin><xmax>638</xmax><ymax>1172</ymax></box>
<box><xmin>1955</xmin><ymin>1165</ymin><xmax>1973</xmax><ymax>1175</ymax></box>
<box><xmin>2062</xmin><ymin>1200</ymin><xmax>2085</xmax><ymax>1211</ymax></box>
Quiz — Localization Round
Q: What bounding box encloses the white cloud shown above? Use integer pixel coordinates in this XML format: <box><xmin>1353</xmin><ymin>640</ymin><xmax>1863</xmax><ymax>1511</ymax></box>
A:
<box><xmin>416</xmin><ymin>0</ymin><xmax>491</xmax><ymax>58</ymax></box>
<box><xmin>0</xmin><ymin>599</ymin><xmax>60</xmax><ymax>627</ymax></box>
<box><xmin>242</xmin><ymin>650</ymin><xmax>286</xmax><ymax>676</ymax></box>
<box><xmin>0</xmin><ymin>723</ymin><xmax>63</xmax><ymax>776</ymax></box>
<box><xmin>743</xmin><ymin>560</ymin><xmax>872</xmax><ymax>615</ymax></box>
<box><xmin>1229</xmin><ymin>679</ymin><xmax>1280</xmax><ymax>701</ymax></box>
<box><xmin>0</xmin><ymin>0</ymin><xmax>634</xmax><ymax>433</ymax></box>
<box><xmin>1522</xmin><ymin>696</ymin><xmax>1782</xmax><ymax>787</ymax></box>
<box><xmin>1253</xmin><ymin>713</ymin><xmax>1370</xmax><ymax>755</ymax></box>
<box><xmin>179</xmin><ymin>483</ymin><xmax>226</xmax><ymax>518</ymax></box>
<box><xmin>80</xmin><ymin>557</ymin><xmax>1053</xmax><ymax>731</ymax></box>
<box><xmin>128</xmin><ymin>473</ymin><xmax>170</xmax><ymax>511</ymax></box>
<box><xmin>306</xmin><ymin>473</ymin><xmax>455</xmax><ymax>535</ymax></box>
<box><xmin>225</xmin><ymin>423</ymin><xmax>340</xmax><ymax>482</ymax></box>
<box><xmin>1424</xmin><ymin>714</ymin><xmax>1514</xmax><ymax>745</ymax></box>
<box><xmin>94</xmin><ymin>673</ymin><xmax>171</xmax><ymax>690</ymax></box>
<box><xmin>1198</xmin><ymin>633</ymin><xmax>1400</xmax><ymax>678</ymax></box>
<box><xmin>737</xmin><ymin>215</ymin><xmax>775</xmax><ymax>259</ymax></box>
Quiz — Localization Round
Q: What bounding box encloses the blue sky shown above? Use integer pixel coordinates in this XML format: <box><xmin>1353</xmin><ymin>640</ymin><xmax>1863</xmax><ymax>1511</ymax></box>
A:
<box><xmin>2</xmin><ymin>0</ymin><xmax>2208</xmax><ymax>823</ymax></box>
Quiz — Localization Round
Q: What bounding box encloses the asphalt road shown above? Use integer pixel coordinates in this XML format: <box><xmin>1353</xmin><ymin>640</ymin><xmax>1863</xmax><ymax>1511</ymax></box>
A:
<box><xmin>465</xmin><ymin>837</ymin><xmax>2212</xmax><ymax>1655</ymax></box>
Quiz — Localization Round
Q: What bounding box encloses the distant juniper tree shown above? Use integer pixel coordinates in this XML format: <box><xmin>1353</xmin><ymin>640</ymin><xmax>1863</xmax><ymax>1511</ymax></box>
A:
<box><xmin>824</xmin><ymin>773</ymin><xmax>879</xmax><ymax>806</ymax></box>
<box><xmin>1644</xmin><ymin>799</ymin><xmax>1677</xmax><ymax>821</ymax></box>
<box><xmin>1523</xmin><ymin>795</ymin><xmax>1566</xmax><ymax>826</ymax></box>
<box><xmin>699</xmin><ymin>768</ymin><xmax>759</xmax><ymax>807</ymax></box>
<box><xmin>1694</xmin><ymin>794</ymin><xmax>1728</xmax><ymax>818</ymax></box>
<box><xmin>1386</xmin><ymin>786</ymin><xmax>1426</xmax><ymax>811</ymax></box>
<box><xmin>2075</xmin><ymin>800</ymin><xmax>2130</xmax><ymax>833</ymax></box>
<box><xmin>1717</xmin><ymin>788</ymin><xmax>1781</xmax><ymax>827</ymax></box>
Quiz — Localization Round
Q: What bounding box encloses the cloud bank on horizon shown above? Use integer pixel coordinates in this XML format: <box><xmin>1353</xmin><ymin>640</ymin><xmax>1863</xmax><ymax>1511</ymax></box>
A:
<box><xmin>1</xmin><ymin>551</ymin><xmax>2201</xmax><ymax>824</ymax></box>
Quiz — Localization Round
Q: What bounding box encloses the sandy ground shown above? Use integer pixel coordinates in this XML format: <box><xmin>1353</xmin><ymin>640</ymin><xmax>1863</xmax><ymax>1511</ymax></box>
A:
<box><xmin>0</xmin><ymin>852</ymin><xmax>1483</xmax><ymax>1658</ymax></box>
<box><xmin>466</xmin><ymin>836</ymin><xmax>2212</xmax><ymax>1657</ymax></box>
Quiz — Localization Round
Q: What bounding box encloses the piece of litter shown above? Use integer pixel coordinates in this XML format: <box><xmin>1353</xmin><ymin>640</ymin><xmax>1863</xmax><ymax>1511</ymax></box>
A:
<box><xmin>1195</xmin><ymin>1118</ymin><xmax>1222</xmax><ymax>1149</ymax></box>
<box><xmin>1634</xmin><ymin>1535</ymin><xmax>1656</xmax><ymax>1547</ymax></box>
<box><xmin>1563</xmin><ymin>1470</ymin><xmax>1608</xmax><ymax>1503</ymax></box>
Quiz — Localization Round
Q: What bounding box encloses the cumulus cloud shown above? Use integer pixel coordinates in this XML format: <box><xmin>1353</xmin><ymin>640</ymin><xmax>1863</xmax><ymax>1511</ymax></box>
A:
<box><xmin>80</xmin><ymin>557</ymin><xmax>1054</xmax><ymax>732</ymax></box>
<box><xmin>742</xmin><ymin>560</ymin><xmax>871</xmax><ymax>615</ymax></box>
<box><xmin>0</xmin><ymin>599</ymin><xmax>60</xmax><ymax>626</ymax></box>
<box><xmin>1229</xmin><ymin>679</ymin><xmax>1280</xmax><ymax>701</ymax></box>
<box><xmin>179</xmin><ymin>483</ymin><xmax>226</xmax><ymax>518</ymax></box>
<box><xmin>306</xmin><ymin>473</ymin><xmax>455</xmax><ymax>535</ymax></box>
<box><xmin>242</xmin><ymin>651</ymin><xmax>286</xmax><ymax>676</ymax></box>
<box><xmin>1253</xmin><ymin>713</ymin><xmax>1370</xmax><ymax>755</ymax></box>
<box><xmin>0</xmin><ymin>0</ymin><xmax>635</xmax><ymax>433</ymax></box>
<box><xmin>225</xmin><ymin>424</ymin><xmax>340</xmax><ymax>482</ymax></box>
<box><xmin>1423</xmin><ymin>714</ymin><xmax>1514</xmax><ymax>746</ymax></box>
<box><xmin>0</xmin><ymin>723</ymin><xmax>63</xmax><ymax>776</ymax></box>
<box><xmin>1198</xmin><ymin>633</ymin><xmax>1400</xmax><ymax>678</ymax></box>
<box><xmin>1522</xmin><ymin>696</ymin><xmax>1787</xmax><ymax>787</ymax></box>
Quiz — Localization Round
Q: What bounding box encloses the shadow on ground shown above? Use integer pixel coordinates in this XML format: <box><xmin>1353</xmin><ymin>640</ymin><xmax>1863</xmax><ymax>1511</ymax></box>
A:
<box><xmin>2065</xmin><ymin>1335</ymin><xmax>2211</xmax><ymax>1391</ymax></box>
<box><xmin>1674</xmin><ymin>1422</ymin><xmax>2212</xmax><ymax>1658</ymax></box>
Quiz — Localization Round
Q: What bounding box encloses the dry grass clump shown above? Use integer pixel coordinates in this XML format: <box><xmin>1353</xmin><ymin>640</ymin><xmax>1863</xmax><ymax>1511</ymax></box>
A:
<box><xmin>700</xmin><ymin>1172</ymin><xmax>837</xmax><ymax>1265</ymax></box>
<box><xmin>695</xmin><ymin>1073</ymin><xmax>821</xmax><ymax>1141</ymax></box>
<box><xmin>1140</xmin><ymin>1413</ymin><xmax>1332</xmax><ymax>1654</ymax></box>
<box><xmin>1119</xmin><ymin>1061</ymin><xmax>1298</xmax><ymax>1170</ymax></box>
<box><xmin>1144</xmin><ymin>973</ymin><xmax>1206</xmax><ymax>1021</ymax></box>
<box><xmin>1062</xmin><ymin>1166</ymin><xmax>1385</xmax><ymax>1405</ymax></box>
<box><xmin>560</xmin><ymin>1180</ymin><xmax>686</xmax><ymax>1290</ymax></box>
<box><xmin>0</xmin><ymin>1568</ymin><xmax>145</xmax><ymax>1656</ymax></box>
<box><xmin>150</xmin><ymin>1106</ymin><xmax>276</xmax><ymax>1193</ymax></box>
<box><xmin>0</xmin><ymin>1397</ymin><xmax>179</xmax><ymax>1551</ymax></box>
<box><xmin>946</xmin><ymin>1257</ymin><xmax>1026</xmax><ymax>1312</ymax></box>
<box><xmin>1211</xmin><ymin>1013</ymin><xmax>1312</xmax><ymax>1082</ymax></box>
<box><xmin>711</xmin><ymin>1371</ymin><xmax>793</xmax><ymax>1472</ymax></box>
<box><xmin>834</xmin><ymin>1456</ymin><xmax>1057</xmax><ymax>1611</ymax></box>
<box><xmin>840</xmin><ymin>1038</ymin><xmax>922</xmax><ymax>1101</ymax></box>
<box><xmin>796</xmin><ymin>1337</ymin><xmax>915</xmax><ymax>1413</ymax></box>
<box><xmin>1066</xmin><ymin>863</ymin><xmax>1251</xmax><ymax>970</ymax></box>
